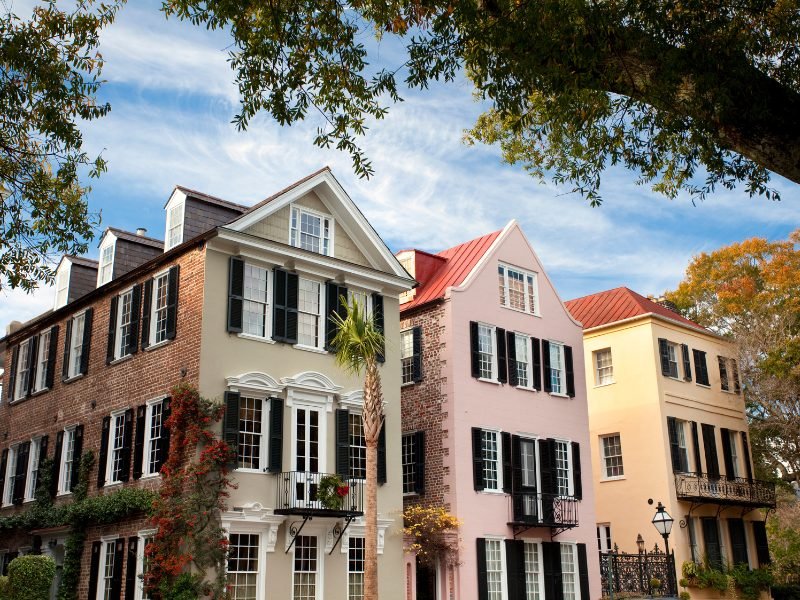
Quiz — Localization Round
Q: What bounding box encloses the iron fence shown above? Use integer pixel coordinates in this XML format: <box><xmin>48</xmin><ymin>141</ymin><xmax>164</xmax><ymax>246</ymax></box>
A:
<box><xmin>509</xmin><ymin>492</ymin><xmax>579</xmax><ymax>527</ymax></box>
<box><xmin>599</xmin><ymin>548</ymin><xmax>677</xmax><ymax>598</ymax></box>
<box><xmin>674</xmin><ymin>473</ymin><xmax>776</xmax><ymax>507</ymax></box>
<box><xmin>274</xmin><ymin>471</ymin><xmax>363</xmax><ymax>517</ymax></box>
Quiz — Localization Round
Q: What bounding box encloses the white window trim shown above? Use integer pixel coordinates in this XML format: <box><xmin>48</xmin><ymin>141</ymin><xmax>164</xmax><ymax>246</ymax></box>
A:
<box><xmin>554</xmin><ymin>438</ymin><xmax>574</xmax><ymax>497</ymax></box>
<box><xmin>33</xmin><ymin>330</ymin><xmax>51</xmax><ymax>393</ymax></box>
<box><xmin>97</xmin><ymin>236</ymin><xmax>116</xmax><ymax>287</ymax></box>
<box><xmin>483</xmin><ymin>535</ymin><xmax>509</xmax><ymax>600</ymax></box>
<box><xmin>224</xmin><ymin>531</ymin><xmax>266</xmax><ymax>600</ymax></box>
<box><xmin>347</xmin><ymin>408</ymin><xmax>367</xmax><ymax>484</ymax></box>
<box><xmin>66</xmin><ymin>311</ymin><xmax>87</xmax><ymax>380</ymax></box>
<box><xmin>401</xmin><ymin>432</ymin><xmax>417</xmax><ymax>496</ymax></box>
<box><xmin>498</xmin><ymin>263</ymin><xmax>540</xmax><ymax>316</ymax></box>
<box><xmin>549</xmin><ymin>341</ymin><xmax>567</xmax><ymax>396</ymax></box>
<box><xmin>513</xmin><ymin>332</ymin><xmax>536</xmax><ymax>390</ymax></box>
<box><xmin>234</xmin><ymin>395</ymin><xmax>271</xmax><ymax>474</ymax></box>
<box><xmin>2</xmin><ymin>445</ymin><xmax>17</xmax><ymax>507</ymax></box>
<box><xmin>400</xmin><ymin>329</ymin><xmax>415</xmax><ymax>387</ymax></box>
<box><xmin>560</xmin><ymin>542</ymin><xmax>582</xmax><ymax>600</ymax></box>
<box><xmin>597</xmin><ymin>524</ymin><xmax>613</xmax><ymax>553</ymax></box>
<box><xmin>675</xmin><ymin>420</ymin><xmax>691</xmax><ymax>473</ymax></box>
<box><xmin>13</xmin><ymin>338</ymin><xmax>31</xmax><ymax>401</ymax></box>
<box><xmin>96</xmin><ymin>535</ymin><xmax>119</xmax><ymax>600</ymax></box>
<box><xmin>477</xmin><ymin>323</ymin><xmax>498</xmax><ymax>383</ymax></box>
<box><xmin>23</xmin><ymin>437</ymin><xmax>42</xmax><ymax>502</ymax></box>
<box><xmin>594</xmin><ymin>348</ymin><xmax>614</xmax><ymax>387</ymax></box>
<box><xmin>149</xmin><ymin>269</ymin><xmax>170</xmax><ymax>346</ymax></box>
<box><xmin>728</xmin><ymin>431</ymin><xmax>741</xmax><ymax>478</ymax></box>
<box><xmin>480</xmin><ymin>428</ymin><xmax>504</xmax><ymax>494</ymax></box>
<box><xmin>290</xmin><ymin>398</ymin><xmax>328</xmax><ymax>476</ymax></box>
<box><xmin>524</xmin><ymin>539</ymin><xmax>546</xmax><ymax>600</ymax></box>
<box><xmin>141</xmin><ymin>398</ymin><xmax>167</xmax><ymax>478</ymax></box>
<box><xmin>240</xmin><ymin>263</ymin><xmax>273</xmax><ymax>340</ymax></box>
<box><xmin>666</xmin><ymin>342</ymin><xmax>681</xmax><ymax>380</ymax></box>
<box><xmin>57</xmin><ymin>426</ymin><xmax>77</xmax><ymax>496</ymax></box>
<box><xmin>165</xmin><ymin>199</ymin><xmax>185</xmax><ymax>251</ymax></box>
<box><xmin>289</xmin><ymin>204</ymin><xmax>335</xmax><ymax>257</ymax></box>
<box><xmin>54</xmin><ymin>262</ymin><xmax>71</xmax><ymax>310</ymax></box>
<box><xmin>134</xmin><ymin>529</ymin><xmax>157</xmax><ymax>600</ymax></box>
<box><xmin>291</xmin><ymin>531</ymin><xmax>325</xmax><ymax>600</ymax></box>
<box><xmin>105</xmin><ymin>410</ymin><xmax>128</xmax><ymax>486</ymax></box>
<box><xmin>346</xmin><ymin>535</ymin><xmax>366</xmax><ymax>600</ymax></box>
<box><xmin>599</xmin><ymin>434</ymin><xmax>625</xmax><ymax>481</ymax></box>
<box><xmin>113</xmin><ymin>287</ymin><xmax>135</xmax><ymax>361</ymax></box>
<box><xmin>293</xmin><ymin>276</ymin><xmax>325</xmax><ymax>351</ymax></box>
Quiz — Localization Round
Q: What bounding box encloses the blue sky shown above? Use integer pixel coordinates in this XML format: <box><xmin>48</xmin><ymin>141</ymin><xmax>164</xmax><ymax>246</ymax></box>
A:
<box><xmin>2</xmin><ymin>0</ymin><xmax>799</xmax><ymax>331</ymax></box>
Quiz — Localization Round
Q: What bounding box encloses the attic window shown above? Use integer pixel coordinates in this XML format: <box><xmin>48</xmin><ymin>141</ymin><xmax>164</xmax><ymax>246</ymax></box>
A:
<box><xmin>166</xmin><ymin>201</ymin><xmax>184</xmax><ymax>250</ymax></box>
<box><xmin>98</xmin><ymin>241</ymin><xmax>115</xmax><ymax>286</ymax></box>
<box><xmin>54</xmin><ymin>263</ymin><xmax>70</xmax><ymax>310</ymax></box>
<box><xmin>289</xmin><ymin>206</ymin><xmax>332</xmax><ymax>256</ymax></box>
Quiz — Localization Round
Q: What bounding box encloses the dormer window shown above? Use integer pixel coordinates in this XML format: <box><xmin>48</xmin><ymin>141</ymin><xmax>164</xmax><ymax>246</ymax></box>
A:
<box><xmin>166</xmin><ymin>201</ymin><xmax>184</xmax><ymax>250</ymax></box>
<box><xmin>290</xmin><ymin>206</ymin><xmax>332</xmax><ymax>256</ymax></box>
<box><xmin>54</xmin><ymin>262</ymin><xmax>70</xmax><ymax>310</ymax></box>
<box><xmin>97</xmin><ymin>240</ymin><xmax>115</xmax><ymax>286</ymax></box>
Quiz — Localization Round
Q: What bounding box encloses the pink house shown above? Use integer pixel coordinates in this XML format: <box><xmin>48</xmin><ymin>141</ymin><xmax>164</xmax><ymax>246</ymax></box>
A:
<box><xmin>398</xmin><ymin>221</ymin><xmax>601</xmax><ymax>600</ymax></box>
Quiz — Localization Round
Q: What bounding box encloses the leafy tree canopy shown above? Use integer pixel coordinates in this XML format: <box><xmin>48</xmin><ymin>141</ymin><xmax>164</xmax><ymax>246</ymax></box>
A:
<box><xmin>164</xmin><ymin>0</ymin><xmax>800</xmax><ymax>204</ymax></box>
<box><xmin>1</xmin><ymin>0</ymin><xmax>123</xmax><ymax>291</ymax></box>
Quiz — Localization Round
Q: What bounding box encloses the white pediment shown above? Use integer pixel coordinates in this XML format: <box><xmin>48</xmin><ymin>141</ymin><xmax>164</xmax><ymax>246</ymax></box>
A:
<box><xmin>226</xmin><ymin>372</ymin><xmax>284</xmax><ymax>395</ymax></box>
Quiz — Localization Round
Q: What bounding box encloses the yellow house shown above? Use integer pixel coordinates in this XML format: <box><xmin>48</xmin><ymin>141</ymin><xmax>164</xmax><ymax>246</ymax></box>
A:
<box><xmin>565</xmin><ymin>287</ymin><xmax>774</xmax><ymax>597</ymax></box>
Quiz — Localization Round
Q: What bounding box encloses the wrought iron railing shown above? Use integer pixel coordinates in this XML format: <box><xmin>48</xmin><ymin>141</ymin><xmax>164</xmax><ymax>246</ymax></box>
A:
<box><xmin>674</xmin><ymin>473</ymin><xmax>776</xmax><ymax>507</ymax></box>
<box><xmin>274</xmin><ymin>471</ymin><xmax>363</xmax><ymax>517</ymax></box>
<box><xmin>509</xmin><ymin>492</ymin><xmax>579</xmax><ymax>527</ymax></box>
<box><xmin>600</xmin><ymin>548</ymin><xmax>677</xmax><ymax>598</ymax></box>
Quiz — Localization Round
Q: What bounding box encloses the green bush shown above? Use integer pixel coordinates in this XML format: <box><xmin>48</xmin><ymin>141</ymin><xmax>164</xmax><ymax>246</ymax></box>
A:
<box><xmin>697</xmin><ymin>568</ymin><xmax>729</xmax><ymax>593</ymax></box>
<box><xmin>0</xmin><ymin>576</ymin><xmax>9</xmax><ymax>600</ymax></box>
<box><xmin>730</xmin><ymin>564</ymin><xmax>773</xmax><ymax>600</ymax></box>
<box><xmin>7</xmin><ymin>555</ymin><xmax>55</xmax><ymax>600</ymax></box>
<box><xmin>159</xmin><ymin>572</ymin><xmax>202</xmax><ymax>600</ymax></box>
<box><xmin>679</xmin><ymin>591</ymin><xmax>691</xmax><ymax>600</ymax></box>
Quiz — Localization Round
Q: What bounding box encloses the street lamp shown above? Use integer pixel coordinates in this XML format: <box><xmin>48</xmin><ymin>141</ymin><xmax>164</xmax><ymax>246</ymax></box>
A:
<box><xmin>651</xmin><ymin>502</ymin><xmax>674</xmax><ymax>592</ymax></box>
<box><xmin>636</xmin><ymin>534</ymin><xmax>645</xmax><ymax>554</ymax></box>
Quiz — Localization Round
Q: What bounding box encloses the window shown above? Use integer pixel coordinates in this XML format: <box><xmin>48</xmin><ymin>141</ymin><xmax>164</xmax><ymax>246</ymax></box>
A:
<box><xmin>718</xmin><ymin>356</ymin><xmax>740</xmax><ymax>393</ymax></box>
<box><xmin>478</xmin><ymin>324</ymin><xmax>495</xmax><ymax>380</ymax></box>
<box><xmin>549</xmin><ymin>343</ymin><xmax>566</xmax><ymax>394</ymax></box>
<box><xmin>228</xmin><ymin>533</ymin><xmax>259</xmax><ymax>600</ymax></box>
<box><xmin>561</xmin><ymin>544</ymin><xmax>579</xmax><ymax>600</ymax></box>
<box><xmin>143</xmin><ymin>400</ymin><xmax>166</xmax><ymax>477</ymax></box>
<box><xmin>555</xmin><ymin>440</ymin><xmax>571</xmax><ymax>496</ymax></box>
<box><xmin>349</xmin><ymin>413</ymin><xmax>366</xmax><ymax>480</ymax></box>
<box><xmin>135</xmin><ymin>532</ymin><xmax>155</xmax><ymax>600</ymax></box>
<box><xmin>99</xmin><ymin>539</ymin><xmax>117</xmax><ymax>600</ymax></box>
<box><xmin>597</xmin><ymin>524</ymin><xmax>613</xmax><ymax>553</ymax></box>
<box><xmin>237</xmin><ymin>397</ymin><xmax>264</xmax><ymax>471</ymax></box>
<box><xmin>601</xmin><ymin>434</ymin><xmax>624</xmax><ymax>479</ymax></box>
<box><xmin>482</xmin><ymin>430</ymin><xmax>501</xmax><ymax>491</ymax></box>
<box><xmin>728</xmin><ymin>430</ymin><xmax>740</xmax><ymax>478</ymax></box>
<box><xmin>106</xmin><ymin>412</ymin><xmax>126</xmax><ymax>485</ymax></box>
<box><xmin>58</xmin><ymin>427</ymin><xmax>76</xmax><ymax>494</ymax></box>
<box><xmin>66</xmin><ymin>312</ymin><xmax>87</xmax><ymax>379</ymax></box>
<box><xmin>485</xmin><ymin>538</ymin><xmax>505</xmax><ymax>600</ymax></box>
<box><xmin>516</xmin><ymin>334</ymin><xmax>533</xmax><ymax>388</ymax></box>
<box><xmin>115</xmin><ymin>289</ymin><xmax>135</xmax><ymax>360</ymax></box>
<box><xmin>152</xmin><ymin>272</ymin><xmax>170</xmax><ymax>345</ymax></box>
<box><xmin>98</xmin><ymin>242</ymin><xmax>114</xmax><ymax>286</ymax></box>
<box><xmin>243</xmin><ymin>264</ymin><xmax>269</xmax><ymax>337</ymax></box>
<box><xmin>297</xmin><ymin>278</ymin><xmax>323</xmax><ymax>348</ymax></box>
<box><xmin>14</xmin><ymin>339</ymin><xmax>31</xmax><ymax>400</ymax></box>
<box><xmin>347</xmin><ymin>289</ymin><xmax>371</xmax><ymax>315</ymax></box>
<box><xmin>24</xmin><ymin>438</ymin><xmax>41</xmax><ymax>502</ymax></box>
<box><xmin>54</xmin><ymin>265</ymin><xmax>70</xmax><ymax>309</ymax></box>
<box><xmin>665</xmin><ymin>342</ymin><xmax>679</xmax><ymax>379</ymax></box>
<box><xmin>2</xmin><ymin>446</ymin><xmax>17</xmax><ymax>506</ymax></box>
<box><xmin>594</xmin><ymin>348</ymin><xmax>613</xmax><ymax>385</ymax></box>
<box><xmin>293</xmin><ymin>535</ymin><xmax>319</xmax><ymax>600</ymax></box>
<box><xmin>669</xmin><ymin>419</ymin><xmax>691</xmax><ymax>473</ymax></box>
<box><xmin>166</xmin><ymin>201</ymin><xmax>184</xmax><ymax>250</ymax></box>
<box><xmin>524</xmin><ymin>541</ymin><xmax>543</xmax><ymax>600</ymax></box>
<box><xmin>402</xmin><ymin>432</ymin><xmax>424</xmax><ymax>495</ymax></box>
<box><xmin>34</xmin><ymin>330</ymin><xmax>50</xmax><ymax>392</ymax></box>
<box><xmin>400</xmin><ymin>329</ymin><xmax>415</xmax><ymax>385</ymax></box>
<box><xmin>290</xmin><ymin>206</ymin><xmax>332</xmax><ymax>256</ymax></box>
<box><xmin>693</xmin><ymin>349</ymin><xmax>710</xmax><ymax>386</ymax></box>
<box><xmin>348</xmin><ymin>537</ymin><xmax>365</xmax><ymax>600</ymax></box>
<box><xmin>498</xmin><ymin>264</ymin><xmax>539</xmax><ymax>314</ymax></box>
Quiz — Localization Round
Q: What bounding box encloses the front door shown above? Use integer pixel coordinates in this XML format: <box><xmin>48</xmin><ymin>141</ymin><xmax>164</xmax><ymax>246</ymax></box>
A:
<box><xmin>295</xmin><ymin>406</ymin><xmax>321</xmax><ymax>508</ymax></box>
<box><xmin>416</xmin><ymin>556</ymin><xmax>437</xmax><ymax>600</ymax></box>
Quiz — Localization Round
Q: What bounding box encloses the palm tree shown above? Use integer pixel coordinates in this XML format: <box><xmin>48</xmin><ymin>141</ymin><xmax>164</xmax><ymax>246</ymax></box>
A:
<box><xmin>331</xmin><ymin>296</ymin><xmax>384</xmax><ymax>600</ymax></box>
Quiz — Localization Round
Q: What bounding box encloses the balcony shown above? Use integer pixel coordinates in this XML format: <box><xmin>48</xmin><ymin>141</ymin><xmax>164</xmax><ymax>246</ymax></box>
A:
<box><xmin>674</xmin><ymin>473</ymin><xmax>776</xmax><ymax>508</ymax></box>
<box><xmin>508</xmin><ymin>492</ymin><xmax>579</xmax><ymax>531</ymax></box>
<box><xmin>274</xmin><ymin>471</ymin><xmax>364</xmax><ymax>518</ymax></box>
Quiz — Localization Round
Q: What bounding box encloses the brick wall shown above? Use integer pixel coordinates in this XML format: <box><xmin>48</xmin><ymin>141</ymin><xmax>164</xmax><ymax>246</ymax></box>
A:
<box><xmin>400</xmin><ymin>302</ymin><xmax>449</xmax><ymax>510</ymax></box>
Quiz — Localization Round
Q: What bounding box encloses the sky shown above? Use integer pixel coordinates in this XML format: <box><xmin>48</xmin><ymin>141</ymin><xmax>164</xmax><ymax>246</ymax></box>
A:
<box><xmin>2</xmin><ymin>0</ymin><xmax>799</xmax><ymax>333</ymax></box>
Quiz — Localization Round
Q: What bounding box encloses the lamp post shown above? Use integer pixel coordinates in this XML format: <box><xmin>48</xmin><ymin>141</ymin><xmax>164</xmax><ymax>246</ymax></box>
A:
<box><xmin>651</xmin><ymin>502</ymin><xmax>675</xmax><ymax>594</ymax></box>
<box><xmin>637</xmin><ymin>534</ymin><xmax>645</xmax><ymax>554</ymax></box>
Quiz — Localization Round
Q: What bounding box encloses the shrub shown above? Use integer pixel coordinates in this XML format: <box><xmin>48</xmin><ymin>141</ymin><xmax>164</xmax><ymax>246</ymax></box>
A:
<box><xmin>7</xmin><ymin>555</ymin><xmax>55</xmax><ymax>600</ymax></box>
<box><xmin>679</xmin><ymin>592</ymin><xmax>691</xmax><ymax>600</ymax></box>
<box><xmin>0</xmin><ymin>576</ymin><xmax>9</xmax><ymax>600</ymax></box>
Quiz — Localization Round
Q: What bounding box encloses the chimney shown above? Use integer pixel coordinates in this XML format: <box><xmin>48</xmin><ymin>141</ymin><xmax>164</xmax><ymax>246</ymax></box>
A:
<box><xmin>136</xmin><ymin>228</ymin><xmax>147</xmax><ymax>237</ymax></box>
<box><xmin>6</xmin><ymin>320</ymin><xmax>23</xmax><ymax>336</ymax></box>
<box><xmin>649</xmin><ymin>295</ymin><xmax>680</xmax><ymax>314</ymax></box>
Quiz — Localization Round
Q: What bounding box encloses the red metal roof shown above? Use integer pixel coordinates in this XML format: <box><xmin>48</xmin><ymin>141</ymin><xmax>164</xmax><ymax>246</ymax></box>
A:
<box><xmin>565</xmin><ymin>287</ymin><xmax>707</xmax><ymax>331</ymax></box>
<box><xmin>400</xmin><ymin>229</ymin><xmax>502</xmax><ymax>312</ymax></box>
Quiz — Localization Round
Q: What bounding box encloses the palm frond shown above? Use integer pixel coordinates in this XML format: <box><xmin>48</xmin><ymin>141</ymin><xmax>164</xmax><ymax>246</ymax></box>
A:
<box><xmin>330</xmin><ymin>295</ymin><xmax>384</xmax><ymax>375</ymax></box>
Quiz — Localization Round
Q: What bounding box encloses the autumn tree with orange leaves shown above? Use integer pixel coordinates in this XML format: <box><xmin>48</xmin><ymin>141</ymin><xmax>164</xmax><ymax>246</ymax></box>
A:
<box><xmin>665</xmin><ymin>231</ymin><xmax>800</xmax><ymax>484</ymax></box>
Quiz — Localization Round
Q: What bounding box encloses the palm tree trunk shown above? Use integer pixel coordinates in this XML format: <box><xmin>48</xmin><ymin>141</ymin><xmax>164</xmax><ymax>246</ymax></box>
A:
<box><xmin>363</xmin><ymin>357</ymin><xmax>383</xmax><ymax>600</ymax></box>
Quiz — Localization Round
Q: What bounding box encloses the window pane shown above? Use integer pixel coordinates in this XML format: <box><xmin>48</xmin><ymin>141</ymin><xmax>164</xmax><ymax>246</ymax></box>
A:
<box><xmin>243</xmin><ymin>265</ymin><xmax>268</xmax><ymax>337</ymax></box>
<box><xmin>349</xmin><ymin>413</ymin><xmax>366</xmax><ymax>479</ymax></box>
<box><xmin>550</xmin><ymin>343</ymin><xmax>564</xmax><ymax>394</ymax></box>
<box><xmin>402</xmin><ymin>434</ymin><xmax>416</xmax><ymax>494</ymax></box>
<box><xmin>602</xmin><ymin>435</ymin><xmax>624</xmax><ymax>478</ymax></box>
<box><xmin>485</xmin><ymin>539</ymin><xmax>504</xmax><ymax>600</ymax></box>
<box><xmin>117</xmin><ymin>290</ymin><xmax>133</xmax><ymax>358</ymax></box>
<box><xmin>561</xmin><ymin>544</ymin><xmax>576</xmax><ymax>600</ymax></box>
<box><xmin>349</xmin><ymin>537</ymin><xmax>365</xmax><ymax>600</ymax></box>
<box><xmin>478</xmin><ymin>325</ymin><xmax>494</xmax><ymax>379</ymax></box>
<box><xmin>482</xmin><ymin>431</ymin><xmax>499</xmax><ymax>490</ymax></box>
<box><xmin>516</xmin><ymin>335</ymin><xmax>529</xmax><ymax>387</ymax></box>
<box><xmin>293</xmin><ymin>536</ymin><xmax>318</xmax><ymax>600</ymax></box>
<box><xmin>555</xmin><ymin>440</ymin><xmax>570</xmax><ymax>496</ymax></box>
<box><xmin>298</xmin><ymin>279</ymin><xmax>321</xmax><ymax>347</ymax></box>
<box><xmin>154</xmin><ymin>274</ymin><xmax>169</xmax><ymax>344</ymax></box>
<box><xmin>400</xmin><ymin>330</ymin><xmax>414</xmax><ymax>385</ymax></box>
<box><xmin>228</xmin><ymin>533</ymin><xmax>259</xmax><ymax>600</ymax></box>
<box><xmin>595</xmin><ymin>349</ymin><xmax>613</xmax><ymax>385</ymax></box>
<box><xmin>147</xmin><ymin>402</ymin><xmax>164</xmax><ymax>475</ymax></box>
<box><xmin>525</xmin><ymin>542</ymin><xmax>542</xmax><ymax>600</ymax></box>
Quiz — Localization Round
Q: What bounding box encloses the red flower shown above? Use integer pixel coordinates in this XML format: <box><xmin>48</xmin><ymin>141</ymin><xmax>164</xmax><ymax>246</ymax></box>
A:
<box><xmin>336</xmin><ymin>485</ymin><xmax>350</xmax><ymax>497</ymax></box>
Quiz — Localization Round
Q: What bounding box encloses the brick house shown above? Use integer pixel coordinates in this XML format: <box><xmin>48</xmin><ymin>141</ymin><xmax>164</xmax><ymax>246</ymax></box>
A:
<box><xmin>0</xmin><ymin>167</ymin><xmax>413</xmax><ymax>600</ymax></box>
<box><xmin>397</xmin><ymin>221</ymin><xmax>601</xmax><ymax>600</ymax></box>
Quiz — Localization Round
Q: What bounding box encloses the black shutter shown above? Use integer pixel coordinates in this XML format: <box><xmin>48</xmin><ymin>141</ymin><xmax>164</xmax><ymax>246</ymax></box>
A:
<box><xmin>12</xmin><ymin>441</ymin><xmax>30</xmax><ymax>504</ymax></box>
<box><xmin>140</xmin><ymin>279</ymin><xmax>153</xmax><ymax>350</ymax></box>
<box><xmin>728</xmin><ymin>519</ymin><xmax>749</xmax><ymax>566</ymax></box>
<box><xmin>25</xmin><ymin>336</ymin><xmax>38</xmax><ymax>396</ymax></box>
<box><xmin>502</xmin><ymin>432</ymin><xmax>512</xmax><ymax>494</ymax></box>
<box><xmin>70</xmin><ymin>425</ymin><xmax>83</xmax><ymax>491</ymax></box>
<box><xmin>324</xmin><ymin>283</ymin><xmax>348</xmax><ymax>350</ymax></box>
<box><xmin>223</xmin><ymin>391</ymin><xmax>240</xmax><ymax>467</ymax></box>
<box><xmin>7</xmin><ymin>345</ymin><xmax>18</xmax><ymax>401</ymax></box>
<box><xmin>133</xmin><ymin>405</ymin><xmax>146</xmax><ymax>480</ymax></box>
<box><xmin>272</xmin><ymin>268</ymin><xmax>298</xmax><ymax>343</ymax></box>
<box><xmin>693</xmin><ymin>349</ymin><xmax>709</xmax><ymax>386</ymax></box>
<box><xmin>577</xmin><ymin>544</ymin><xmax>590</xmax><ymax>600</ymax></box>
<box><xmin>45</xmin><ymin>325</ymin><xmax>59</xmax><ymax>389</ymax></box>
<box><xmin>542</xmin><ymin>542</ymin><xmax>564</xmax><ymax>600</ymax></box>
<box><xmin>720</xmin><ymin>428</ymin><xmax>735</xmax><ymax>479</ymax></box>
<box><xmin>62</xmin><ymin>318</ymin><xmax>72</xmax><ymax>380</ymax></box>
<box><xmin>335</xmin><ymin>409</ymin><xmax>350</xmax><ymax>478</ymax></box>
<box><xmin>565</xmin><ymin>345</ymin><xmax>575</xmax><ymax>397</ymax></box>
<box><xmin>372</xmin><ymin>293</ymin><xmax>385</xmax><ymax>363</ymax></box>
<box><xmin>542</xmin><ymin>340</ymin><xmax>552</xmax><ymax>392</ymax></box>
<box><xmin>741</xmin><ymin>432</ymin><xmax>753</xmax><ymax>480</ymax></box>
<box><xmin>531</xmin><ymin>337</ymin><xmax>542</xmax><ymax>391</ymax></box>
<box><xmin>412</xmin><ymin>326</ymin><xmax>423</xmax><ymax>383</ymax></box>
<box><xmin>732</xmin><ymin>361</ymin><xmax>741</xmax><ymax>393</ymax></box>
<box><xmin>506</xmin><ymin>331</ymin><xmax>518</xmax><ymax>387</ymax></box>
<box><xmin>539</xmin><ymin>439</ymin><xmax>555</xmax><ymax>522</ymax></box>
<box><xmin>691</xmin><ymin>422</ymin><xmax>703</xmax><ymax>475</ymax></box>
<box><xmin>37</xmin><ymin>435</ymin><xmax>49</xmax><ymax>496</ymax></box>
<box><xmin>80</xmin><ymin>308</ymin><xmax>93</xmax><ymax>375</ymax></box>
<box><xmin>88</xmin><ymin>541</ymin><xmax>102</xmax><ymax>600</ymax></box>
<box><xmin>111</xmin><ymin>538</ymin><xmax>124</xmax><ymax>597</ymax></box>
<box><xmin>658</xmin><ymin>338</ymin><xmax>670</xmax><ymax>376</ymax></box>
<box><xmin>572</xmin><ymin>441</ymin><xmax>582</xmax><ymax>500</ymax></box>
<box><xmin>505</xmin><ymin>539</ymin><xmax>526</xmax><ymax>600</ymax></box>
<box><xmin>125</xmin><ymin>537</ymin><xmax>139</xmax><ymax>600</ymax></box>
<box><xmin>510</xmin><ymin>435</ymin><xmax>524</xmax><ymax>522</ymax></box>
<box><xmin>681</xmin><ymin>344</ymin><xmax>692</xmax><ymax>381</ymax></box>
<box><xmin>702</xmin><ymin>517</ymin><xmax>723</xmax><ymax>570</ymax></box>
<box><xmin>268</xmin><ymin>398</ymin><xmax>284</xmax><ymax>472</ymax></box>
<box><xmin>119</xmin><ymin>409</ymin><xmax>134</xmax><ymax>482</ymax></box>
<box><xmin>476</xmin><ymin>538</ymin><xmax>489</xmax><ymax>600</ymax></box>
<box><xmin>752</xmin><ymin>520</ymin><xmax>771</xmax><ymax>565</ymax></box>
<box><xmin>496</xmin><ymin>328</ymin><xmax>507</xmax><ymax>383</ymax></box>
<box><xmin>377</xmin><ymin>421</ymin><xmax>387</xmax><ymax>484</ymax></box>
<box><xmin>51</xmin><ymin>431</ymin><xmax>63</xmax><ymax>497</ymax></box>
<box><xmin>702</xmin><ymin>423</ymin><xmax>720</xmax><ymax>477</ymax></box>
<box><xmin>0</xmin><ymin>450</ymin><xmax>7</xmax><ymax>503</ymax></box>
<box><xmin>470</xmin><ymin>321</ymin><xmax>480</xmax><ymax>378</ymax></box>
<box><xmin>165</xmin><ymin>265</ymin><xmax>180</xmax><ymax>340</ymax></box>
<box><xmin>667</xmin><ymin>417</ymin><xmax>682</xmax><ymax>472</ymax></box>
<box><xmin>227</xmin><ymin>257</ymin><xmax>245</xmax><ymax>333</ymax></box>
<box><xmin>414</xmin><ymin>431</ymin><xmax>426</xmax><ymax>494</ymax></box>
<box><xmin>285</xmin><ymin>272</ymin><xmax>298</xmax><ymax>343</ymax></box>
<box><xmin>157</xmin><ymin>398</ymin><xmax>172</xmax><ymax>473</ymax></box>
<box><xmin>98</xmin><ymin>417</ymin><xmax>111</xmax><ymax>488</ymax></box>
<box><xmin>107</xmin><ymin>295</ymin><xmax>119</xmax><ymax>363</ymax></box>
<box><xmin>472</xmin><ymin>427</ymin><xmax>485</xmax><ymax>491</ymax></box>
<box><xmin>718</xmin><ymin>356</ymin><xmax>730</xmax><ymax>391</ymax></box>
<box><xmin>128</xmin><ymin>284</ymin><xmax>141</xmax><ymax>355</ymax></box>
